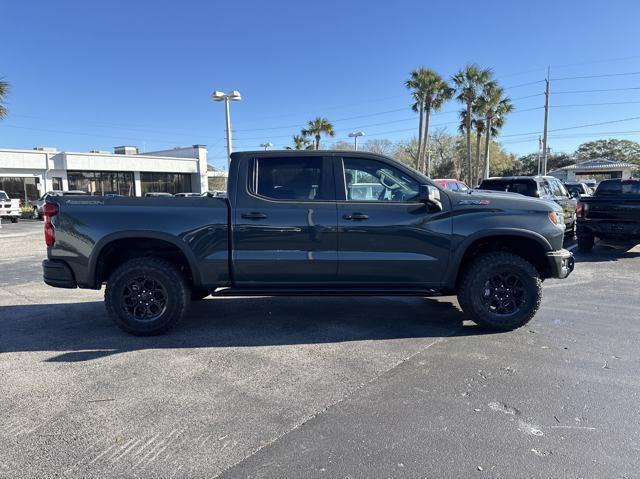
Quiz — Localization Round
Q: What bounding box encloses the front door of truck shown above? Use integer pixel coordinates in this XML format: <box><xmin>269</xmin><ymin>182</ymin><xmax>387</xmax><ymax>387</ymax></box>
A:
<box><xmin>232</xmin><ymin>155</ymin><xmax>338</xmax><ymax>285</ymax></box>
<box><xmin>335</xmin><ymin>156</ymin><xmax>451</xmax><ymax>287</ymax></box>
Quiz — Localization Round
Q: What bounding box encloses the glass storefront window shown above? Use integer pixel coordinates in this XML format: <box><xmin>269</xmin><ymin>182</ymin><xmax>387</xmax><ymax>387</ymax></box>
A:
<box><xmin>0</xmin><ymin>177</ymin><xmax>40</xmax><ymax>201</ymax></box>
<box><xmin>140</xmin><ymin>172</ymin><xmax>191</xmax><ymax>195</ymax></box>
<box><xmin>67</xmin><ymin>171</ymin><xmax>135</xmax><ymax>196</ymax></box>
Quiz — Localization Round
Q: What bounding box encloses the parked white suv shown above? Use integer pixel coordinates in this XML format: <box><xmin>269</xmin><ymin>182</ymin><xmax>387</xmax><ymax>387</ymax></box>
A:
<box><xmin>0</xmin><ymin>191</ymin><xmax>21</xmax><ymax>223</ymax></box>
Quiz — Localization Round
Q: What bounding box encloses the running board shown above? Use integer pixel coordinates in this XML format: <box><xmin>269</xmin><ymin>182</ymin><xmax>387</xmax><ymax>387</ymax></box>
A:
<box><xmin>211</xmin><ymin>287</ymin><xmax>446</xmax><ymax>297</ymax></box>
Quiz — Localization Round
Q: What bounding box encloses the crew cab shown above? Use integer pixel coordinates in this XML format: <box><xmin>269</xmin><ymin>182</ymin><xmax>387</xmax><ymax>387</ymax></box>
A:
<box><xmin>42</xmin><ymin>151</ymin><xmax>574</xmax><ymax>335</ymax></box>
<box><xmin>576</xmin><ymin>178</ymin><xmax>640</xmax><ymax>251</ymax></box>
<box><xmin>0</xmin><ymin>190</ymin><xmax>20</xmax><ymax>223</ymax></box>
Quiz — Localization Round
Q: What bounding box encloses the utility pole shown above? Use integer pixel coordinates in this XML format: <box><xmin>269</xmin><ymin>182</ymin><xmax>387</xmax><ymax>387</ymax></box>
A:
<box><xmin>541</xmin><ymin>66</ymin><xmax>550</xmax><ymax>175</ymax></box>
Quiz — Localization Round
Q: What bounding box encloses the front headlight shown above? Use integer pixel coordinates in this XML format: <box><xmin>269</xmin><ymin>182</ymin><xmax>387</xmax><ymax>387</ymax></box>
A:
<box><xmin>548</xmin><ymin>211</ymin><xmax>565</xmax><ymax>228</ymax></box>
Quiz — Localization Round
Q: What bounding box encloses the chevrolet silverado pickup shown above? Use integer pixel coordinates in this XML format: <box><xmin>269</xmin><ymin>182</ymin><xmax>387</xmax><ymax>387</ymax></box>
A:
<box><xmin>576</xmin><ymin>178</ymin><xmax>640</xmax><ymax>251</ymax></box>
<box><xmin>42</xmin><ymin>151</ymin><xmax>574</xmax><ymax>335</ymax></box>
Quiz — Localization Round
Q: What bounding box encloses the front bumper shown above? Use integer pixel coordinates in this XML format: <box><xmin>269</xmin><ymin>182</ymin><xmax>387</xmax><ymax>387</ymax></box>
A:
<box><xmin>546</xmin><ymin>249</ymin><xmax>575</xmax><ymax>279</ymax></box>
<box><xmin>0</xmin><ymin>209</ymin><xmax>20</xmax><ymax>217</ymax></box>
<box><xmin>43</xmin><ymin>259</ymin><xmax>78</xmax><ymax>288</ymax></box>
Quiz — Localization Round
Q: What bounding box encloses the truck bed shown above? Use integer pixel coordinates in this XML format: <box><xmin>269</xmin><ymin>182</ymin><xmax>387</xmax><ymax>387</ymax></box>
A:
<box><xmin>47</xmin><ymin>195</ymin><xmax>231</xmax><ymax>288</ymax></box>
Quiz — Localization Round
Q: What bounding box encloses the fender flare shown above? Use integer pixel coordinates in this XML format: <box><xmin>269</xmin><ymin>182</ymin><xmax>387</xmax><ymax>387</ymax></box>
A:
<box><xmin>88</xmin><ymin>230</ymin><xmax>203</xmax><ymax>288</ymax></box>
<box><xmin>444</xmin><ymin>228</ymin><xmax>553</xmax><ymax>289</ymax></box>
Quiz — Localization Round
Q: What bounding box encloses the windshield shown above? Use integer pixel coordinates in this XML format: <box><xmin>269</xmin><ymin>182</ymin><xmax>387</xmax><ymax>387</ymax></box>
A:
<box><xmin>0</xmin><ymin>192</ymin><xmax>7</xmax><ymax>200</ymax></box>
<box><xmin>480</xmin><ymin>179</ymin><xmax>537</xmax><ymax>196</ymax></box>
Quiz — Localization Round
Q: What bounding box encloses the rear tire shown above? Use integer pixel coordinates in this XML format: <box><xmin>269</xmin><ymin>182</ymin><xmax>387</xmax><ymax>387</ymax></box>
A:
<box><xmin>105</xmin><ymin>257</ymin><xmax>190</xmax><ymax>335</ymax></box>
<box><xmin>577</xmin><ymin>235</ymin><xmax>594</xmax><ymax>252</ymax></box>
<box><xmin>457</xmin><ymin>252</ymin><xmax>542</xmax><ymax>331</ymax></box>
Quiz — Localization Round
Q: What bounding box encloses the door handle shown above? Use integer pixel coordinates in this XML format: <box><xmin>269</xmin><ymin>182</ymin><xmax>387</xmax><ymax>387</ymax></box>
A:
<box><xmin>241</xmin><ymin>212</ymin><xmax>268</xmax><ymax>220</ymax></box>
<box><xmin>343</xmin><ymin>213</ymin><xmax>369</xmax><ymax>221</ymax></box>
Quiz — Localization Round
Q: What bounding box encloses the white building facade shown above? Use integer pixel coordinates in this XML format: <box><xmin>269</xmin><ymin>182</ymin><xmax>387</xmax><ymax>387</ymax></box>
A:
<box><xmin>548</xmin><ymin>158</ymin><xmax>635</xmax><ymax>183</ymax></box>
<box><xmin>0</xmin><ymin>145</ymin><xmax>226</xmax><ymax>200</ymax></box>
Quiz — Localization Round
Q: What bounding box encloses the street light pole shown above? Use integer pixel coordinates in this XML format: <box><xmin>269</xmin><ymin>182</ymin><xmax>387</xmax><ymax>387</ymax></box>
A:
<box><xmin>348</xmin><ymin>131</ymin><xmax>365</xmax><ymax>151</ymax></box>
<box><xmin>224</xmin><ymin>97</ymin><xmax>232</xmax><ymax>164</ymax></box>
<box><xmin>212</xmin><ymin>90</ymin><xmax>242</xmax><ymax>167</ymax></box>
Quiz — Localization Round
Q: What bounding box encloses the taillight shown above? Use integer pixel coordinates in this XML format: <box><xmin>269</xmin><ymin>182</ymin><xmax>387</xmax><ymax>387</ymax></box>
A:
<box><xmin>43</xmin><ymin>202</ymin><xmax>58</xmax><ymax>247</ymax></box>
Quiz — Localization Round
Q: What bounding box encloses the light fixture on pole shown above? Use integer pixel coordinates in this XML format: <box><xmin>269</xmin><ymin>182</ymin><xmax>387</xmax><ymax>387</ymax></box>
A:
<box><xmin>348</xmin><ymin>131</ymin><xmax>365</xmax><ymax>151</ymax></box>
<box><xmin>211</xmin><ymin>90</ymin><xmax>242</xmax><ymax>167</ymax></box>
<box><xmin>260</xmin><ymin>142</ymin><xmax>273</xmax><ymax>150</ymax></box>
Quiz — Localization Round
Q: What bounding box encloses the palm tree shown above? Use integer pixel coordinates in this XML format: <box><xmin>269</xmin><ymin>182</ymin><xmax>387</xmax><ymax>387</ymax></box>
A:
<box><xmin>406</xmin><ymin>70</ymin><xmax>426</xmax><ymax>169</ymax></box>
<box><xmin>292</xmin><ymin>134</ymin><xmax>311</xmax><ymax>150</ymax></box>
<box><xmin>478</xmin><ymin>84</ymin><xmax>513</xmax><ymax>179</ymax></box>
<box><xmin>0</xmin><ymin>80</ymin><xmax>9</xmax><ymax>120</ymax></box>
<box><xmin>302</xmin><ymin>117</ymin><xmax>335</xmax><ymax>150</ymax></box>
<box><xmin>452</xmin><ymin>65</ymin><xmax>494</xmax><ymax>183</ymax></box>
<box><xmin>458</xmin><ymin>107</ymin><xmax>485</xmax><ymax>186</ymax></box>
<box><xmin>405</xmin><ymin>69</ymin><xmax>453</xmax><ymax>175</ymax></box>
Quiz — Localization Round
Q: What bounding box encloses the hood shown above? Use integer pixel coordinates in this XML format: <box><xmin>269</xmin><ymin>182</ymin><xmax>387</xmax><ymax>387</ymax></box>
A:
<box><xmin>449</xmin><ymin>189</ymin><xmax>563</xmax><ymax>213</ymax></box>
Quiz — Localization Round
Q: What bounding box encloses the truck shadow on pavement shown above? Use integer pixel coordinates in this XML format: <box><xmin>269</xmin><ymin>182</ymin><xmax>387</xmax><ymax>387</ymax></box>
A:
<box><xmin>573</xmin><ymin>243</ymin><xmax>640</xmax><ymax>263</ymax></box>
<box><xmin>0</xmin><ymin>295</ymin><xmax>493</xmax><ymax>362</ymax></box>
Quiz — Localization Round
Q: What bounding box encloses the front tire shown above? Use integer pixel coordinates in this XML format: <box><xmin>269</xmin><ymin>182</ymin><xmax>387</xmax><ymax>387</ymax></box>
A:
<box><xmin>457</xmin><ymin>252</ymin><xmax>542</xmax><ymax>331</ymax></box>
<box><xmin>10</xmin><ymin>217</ymin><xmax>18</xmax><ymax>223</ymax></box>
<box><xmin>105</xmin><ymin>257</ymin><xmax>190</xmax><ymax>335</ymax></box>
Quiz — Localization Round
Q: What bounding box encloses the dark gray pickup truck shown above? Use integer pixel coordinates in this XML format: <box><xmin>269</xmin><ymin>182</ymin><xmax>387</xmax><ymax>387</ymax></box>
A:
<box><xmin>43</xmin><ymin>150</ymin><xmax>574</xmax><ymax>335</ymax></box>
<box><xmin>576</xmin><ymin>178</ymin><xmax>640</xmax><ymax>251</ymax></box>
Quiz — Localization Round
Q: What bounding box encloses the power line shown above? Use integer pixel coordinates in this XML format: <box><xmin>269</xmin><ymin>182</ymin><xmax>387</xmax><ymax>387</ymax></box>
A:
<box><xmin>552</xmin><ymin>71</ymin><xmax>640</xmax><ymax>81</ymax></box>
<box><xmin>501</xmin><ymin>115</ymin><xmax>640</xmax><ymax>138</ymax></box>
<box><xmin>504</xmin><ymin>80</ymin><xmax>545</xmax><ymax>90</ymax></box>
<box><xmin>552</xmin><ymin>100</ymin><xmax>640</xmax><ymax>108</ymax></box>
<box><xmin>554</xmin><ymin>87</ymin><xmax>640</xmax><ymax>94</ymax></box>
<box><xmin>502</xmin><ymin>129</ymin><xmax>640</xmax><ymax>145</ymax></box>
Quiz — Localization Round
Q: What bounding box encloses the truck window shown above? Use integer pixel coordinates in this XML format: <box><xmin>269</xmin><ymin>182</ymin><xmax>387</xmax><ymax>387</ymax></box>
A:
<box><xmin>596</xmin><ymin>180</ymin><xmax>621</xmax><ymax>195</ymax></box>
<box><xmin>620</xmin><ymin>181</ymin><xmax>640</xmax><ymax>195</ymax></box>
<box><xmin>0</xmin><ymin>191</ymin><xmax>7</xmax><ymax>200</ymax></box>
<box><xmin>253</xmin><ymin>157</ymin><xmax>327</xmax><ymax>201</ymax></box>
<box><xmin>343</xmin><ymin>158</ymin><xmax>419</xmax><ymax>202</ymax></box>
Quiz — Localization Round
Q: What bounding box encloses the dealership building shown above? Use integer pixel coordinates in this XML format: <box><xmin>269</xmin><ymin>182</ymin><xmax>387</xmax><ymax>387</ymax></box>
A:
<box><xmin>0</xmin><ymin>145</ymin><xmax>228</xmax><ymax>201</ymax></box>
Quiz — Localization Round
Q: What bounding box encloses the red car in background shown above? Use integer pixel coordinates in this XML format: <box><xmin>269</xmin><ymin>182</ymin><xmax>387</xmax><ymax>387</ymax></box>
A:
<box><xmin>433</xmin><ymin>179</ymin><xmax>470</xmax><ymax>192</ymax></box>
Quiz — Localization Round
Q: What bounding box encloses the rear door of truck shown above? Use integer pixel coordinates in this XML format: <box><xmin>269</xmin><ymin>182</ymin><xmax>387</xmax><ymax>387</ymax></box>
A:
<box><xmin>231</xmin><ymin>154</ymin><xmax>338</xmax><ymax>285</ymax></box>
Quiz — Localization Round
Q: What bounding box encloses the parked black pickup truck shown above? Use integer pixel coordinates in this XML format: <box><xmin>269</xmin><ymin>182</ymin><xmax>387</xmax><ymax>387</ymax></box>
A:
<box><xmin>42</xmin><ymin>151</ymin><xmax>574</xmax><ymax>335</ymax></box>
<box><xmin>576</xmin><ymin>178</ymin><xmax>640</xmax><ymax>251</ymax></box>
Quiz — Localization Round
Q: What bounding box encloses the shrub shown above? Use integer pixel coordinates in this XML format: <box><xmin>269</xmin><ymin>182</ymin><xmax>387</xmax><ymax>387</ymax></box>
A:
<box><xmin>21</xmin><ymin>204</ymin><xmax>35</xmax><ymax>218</ymax></box>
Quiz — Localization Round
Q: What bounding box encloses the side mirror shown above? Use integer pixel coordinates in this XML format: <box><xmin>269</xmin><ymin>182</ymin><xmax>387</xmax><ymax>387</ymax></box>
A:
<box><xmin>570</xmin><ymin>190</ymin><xmax>579</xmax><ymax>199</ymax></box>
<box><xmin>419</xmin><ymin>184</ymin><xmax>442</xmax><ymax>211</ymax></box>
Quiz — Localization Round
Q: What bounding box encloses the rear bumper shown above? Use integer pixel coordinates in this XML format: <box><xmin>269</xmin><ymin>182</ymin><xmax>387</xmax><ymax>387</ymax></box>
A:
<box><xmin>546</xmin><ymin>249</ymin><xmax>575</xmax><ymax>279</ymax></box>
<box><xmin>43</xmin><ymin>259</ymin><xmax>78</xmax><ymax>288</ymax></box>
<box><xmin>578</xmin><ymin>221</ymin><xmax>640</xmax><ymax>240</ymax></box>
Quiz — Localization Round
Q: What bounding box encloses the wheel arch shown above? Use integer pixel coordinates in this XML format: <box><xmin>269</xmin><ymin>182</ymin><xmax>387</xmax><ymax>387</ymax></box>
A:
<box><xmin>445</xmin><ymin>229</ymin><xmax>553</xmax><ymax>289</ymax></box>
<box><xmin>89</xmin><ymin>231</ymin><xmax>202</xmax><ymax>289</ymax></box>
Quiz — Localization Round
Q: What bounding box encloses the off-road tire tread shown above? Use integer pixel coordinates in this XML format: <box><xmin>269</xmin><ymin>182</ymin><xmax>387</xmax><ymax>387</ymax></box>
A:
<box><xmin>457</xmin><ymin>251</ymin><xmax>542</xmax><ymax>331</ymax></box>
<box><xmin>105</xmin><ymin>256</ymin><xmax>190</xmax><ymax>335</ymax></box>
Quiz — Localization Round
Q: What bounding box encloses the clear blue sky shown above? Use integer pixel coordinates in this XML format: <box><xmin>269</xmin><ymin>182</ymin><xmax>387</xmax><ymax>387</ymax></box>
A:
<box><xmin>2</xmin><ymin>0</ymin><xmax>640</xmax><ymax>169</ymax></box>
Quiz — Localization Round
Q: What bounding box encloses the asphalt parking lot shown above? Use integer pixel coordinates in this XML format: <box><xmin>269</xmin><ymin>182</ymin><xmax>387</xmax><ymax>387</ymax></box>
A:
<box><xmin>1</xmin><ymin>220</ymin><xmax>639</xmax><ymax>478</ymax></box>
